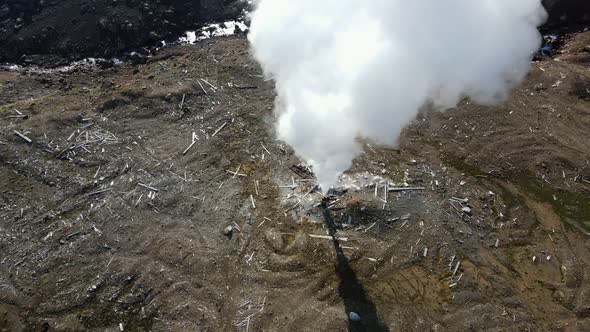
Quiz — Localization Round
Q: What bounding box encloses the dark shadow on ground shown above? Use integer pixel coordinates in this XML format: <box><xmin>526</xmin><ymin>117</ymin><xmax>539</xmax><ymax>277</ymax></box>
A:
<box><xmin>322</xmin><ymin>205</ymin><xmax>389</xmax><ymax>332</ymax></box>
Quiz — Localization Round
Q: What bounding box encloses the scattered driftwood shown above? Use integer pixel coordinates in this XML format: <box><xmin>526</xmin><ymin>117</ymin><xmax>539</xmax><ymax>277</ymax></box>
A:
<box><xmin>76</xmin><ymin>114</ymin><xmax>93</xmax><ymax>124</ymax></box>
<box><xmin>250</xmin><ymin>194</ymin><xmax>256</xmax><ymax>209</ymax></box>
<box><xmin>197</xmin><ymin>80</ymin><xmax>208</xmax><ymax>95</ymax></box>
<box><xmin>7</xmin><ymin>114</ymin><xmax>28</xmax><ymax>119</ymax></box>
<box><xmin>13</xmin><ymin>130</ymin><xmax>32</xmax><ymax>144</ymax></box>
<box><xmin>450</xmin><ymin>197</ymin><xmax>469</xmax><ymax>204</ymax></box>
<box><xmin>55</xmin><ymin>139</ymin><xmax>102</xmax><ymax>158</ymax></box>
<box><xmin>449</xmin><ymin>197</ymin><xmax>473</xmax><ymax>218</ymax></box>
<box><xmin>308</xmin><ymin>234</ymin><xmax>349</xmax><ymax>242</ymax></box>
<box><xmin>226</xmin><ymin>170</ymin><xmax>247</xmax><ymax>177</ymax></box>
<box><xmin>212</xmin><ymin>122</ymin><xmax>227</xmax><ymax>137</ymax></box>
<box><xmin>574</xmin><ymin>174</ymin><xmax>590</xmax><ymax>184</ymax></box>
<box><xmin>179</xmin><ymin>94</ymin><xmax>186</xmax><ymax>110</ymax></box>
<box><xmin>8</xmin><ymin>110</ymin><xmax>28</xmax><ymax>119</ymax></box>
<box><xmin>54</xmin><ymin>127</ymin><xmax>118</xmax><ymax>159</ymax></box>
<box><xmin>452</xmin><ymin>260</ymin><xmax>461</xmax><ymax>277</ymax></box>
<box><xmin>388</xmin><ymin>187</ymin><xmax>425</xmax><ymax>192</ymax></box>
<box><xmin>201</xmin><ymin>78</ymin><xmax>217</xmax><ymax>91</ymax></box>
<box><xmin>232</xmin><ymin>165</ymin><xmax>242</xmax><ymax>178</ymax></box>
<box><xmin>138</xmin><ymin>183</ymin><xmax>160</xmax><ymax>192</ymax></box>
<box><xmin>182</xmin><ymin>132</ymin><xmax>198</xmax><ymax>155</ymax></box>
<box><xmin>87</xmin><ymin>188</ymin><xmax>112</xmax><ymax>196</ymax></box>
<box><xmin>279</xmin><ymin>177</ymin><xmax>298</xmax><ymax>189</ymax></box>
<box><xmin>261</xmin><ymin>143</ymin><xmax>271</xmax><ymax>155</ymax></box>
<box><xmin>233</xmin><ymin>85</ymin><xmax>258</xmax><ymax>90</ymax></box>
<box><xmin>289</xmin><ymin>164</ymin><xmax>315</xmax><ymax>179</ymax></box>
<box><xmin>364</xmin><ymin>222</ymin><xmax>376</xmax><ymax>233</ymax></box>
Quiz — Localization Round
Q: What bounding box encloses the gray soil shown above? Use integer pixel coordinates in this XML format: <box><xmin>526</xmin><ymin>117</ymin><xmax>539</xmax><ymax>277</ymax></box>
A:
<box><xmin>0</xmin><ymin>31</ymin><xmax>589</xmax><ymax>331</ymax></box>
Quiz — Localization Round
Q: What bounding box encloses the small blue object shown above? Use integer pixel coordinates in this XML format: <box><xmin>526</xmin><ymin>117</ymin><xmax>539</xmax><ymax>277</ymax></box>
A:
<box><xmin>349</xmin><ymin>312</ymin><xmax>361</xmax><ymax>322</ymax></box>
<box><xmin>540</xmin><ymin>45</ymin><xmax>553</xmax><ymax>55</ymax></box>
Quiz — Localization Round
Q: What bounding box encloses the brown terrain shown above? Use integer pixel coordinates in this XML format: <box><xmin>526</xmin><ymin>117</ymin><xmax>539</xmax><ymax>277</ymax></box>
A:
<box><xmin>0</xmin><ymin>30</ymin><xmax>589</xmax><ymax>331</ymax></box>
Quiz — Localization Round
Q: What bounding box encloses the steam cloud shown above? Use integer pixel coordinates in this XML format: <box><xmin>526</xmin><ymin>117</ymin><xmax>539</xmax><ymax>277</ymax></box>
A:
<box><xmin>248</xmin><ymin>0</ymin><xmax>547</xmax><ymax>191</ymax></box>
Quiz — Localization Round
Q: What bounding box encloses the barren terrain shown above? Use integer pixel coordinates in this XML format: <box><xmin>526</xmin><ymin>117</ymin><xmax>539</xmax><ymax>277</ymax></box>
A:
<box><xmin>0</xmin><ymin>32</ymin><xmax>589</xmax><ymax>331</ymax></box>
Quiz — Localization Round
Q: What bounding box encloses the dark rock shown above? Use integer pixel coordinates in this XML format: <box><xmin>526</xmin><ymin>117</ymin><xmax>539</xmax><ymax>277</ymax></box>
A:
<box><xmin>0</xmin><ymin>6</ymin><xmax>10</xmax><ymax>20</ymax></box>
<box><xmin>128</xmin><ymin>51</ymin><xmax>147</xmax><ymax>66</ymax></box>
<box><xmin>349</xmin><ymin>312</ymin><xmax>361</xmax><ymax>322</ymax></box>
<box><xmin>542</xmin><ymin>0</ymin><xmax>590</xmax><ymax>28</ymax></box>
<box><xmin>96</xmin><ymin>58</ymin><xmax>114</xmax><ymax>69</ymax></box>
<box><xmin>0</xmin><ymin>0</ymin><xmax>248</xmax><ymax>62</ymax></box>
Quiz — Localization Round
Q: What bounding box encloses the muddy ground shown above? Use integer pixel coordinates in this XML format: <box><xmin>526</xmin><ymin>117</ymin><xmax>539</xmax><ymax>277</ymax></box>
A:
<box><xmin>0</xmin><ymin>31</ymin><xmax>589</xmax><ymax>331</ymax></box>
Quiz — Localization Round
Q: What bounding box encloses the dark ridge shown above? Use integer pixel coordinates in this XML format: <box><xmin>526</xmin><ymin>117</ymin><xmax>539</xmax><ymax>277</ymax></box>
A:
<box><xmin>542</xmin><ymin>0</ymin><xmax>590</xmax><ymax>29</ymax></box>
<box><xmin>0</xmin><ymin>0</ymin><xmax>247</xmax><ymax>63</ymax></box>
<box><xmin>0</xmin><ymin>0</ymin><xmax>588</xmax><ymax>63</ymax></box>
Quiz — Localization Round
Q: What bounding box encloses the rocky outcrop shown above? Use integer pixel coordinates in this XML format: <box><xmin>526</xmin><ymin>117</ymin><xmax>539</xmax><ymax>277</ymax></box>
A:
<box><xmin>543</xmin><ymin>0</ymin><xmax>590</xmax><ymax>28</ymax></box>
<box><xmin>0</xmin><ymin>0</ymin><xmax>245</xmax><ymax>62</ymax></box>
<box><xmin>0</xmin><ymin>0</ymin><xmax>588</xmax><ymax>63</ymax></box>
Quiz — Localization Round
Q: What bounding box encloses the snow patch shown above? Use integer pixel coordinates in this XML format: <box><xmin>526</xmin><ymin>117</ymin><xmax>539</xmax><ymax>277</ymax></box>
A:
<box><xmin>179</xmin><ymin>21</ymin><xmax>248</xmax><ymax>44</ymax></box>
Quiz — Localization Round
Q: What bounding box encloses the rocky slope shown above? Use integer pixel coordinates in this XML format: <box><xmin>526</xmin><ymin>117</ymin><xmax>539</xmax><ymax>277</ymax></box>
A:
<box><xmin>1</xmin><ymin>1</ymin><xmax>590</xmax><ymax>63</ymax></box>
<box><xmin>0</xmin><ymin>0</ymin><xmax>245</xmax><ymax>62</ymax></box>
<box><xmin>543</xmin><ymin>0</ymin><xmax>590</xmax><ymax>28</ymax></box>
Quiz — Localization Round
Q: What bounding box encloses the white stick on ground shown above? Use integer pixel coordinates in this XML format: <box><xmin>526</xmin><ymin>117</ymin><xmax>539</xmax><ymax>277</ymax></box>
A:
<box><xmin>453</xmin><ymin>260</ymin><xmax>461</xmax><ymax>277</ymax></box>
<box><xmin>201</xmin><ymin>78</ymin><xmax>217</xmax><ymax>90</ymax></box>
<box><xmin>197</xmin><ymin>80</ymin><xmax>208</xmax><ymax>95</ymax></box>
<box><xmin>226</xmin><ymin>170</ymin><xmax>247</xmax><ymax>177</ymax></box>
<box><xmin>87</xmin><ymin>188</ymin><xmax>112</xmax><ymax>196</ymax></box>
<box><xmin>135</xmin><ymin>194</ymin><xmax>143</xmax><ymax>206</ymax></box>
<box><xmin>261</xmin><ymin>143</ymin><xmax>271</xmax><ymax>155</ymax></box>
<box><xmin>308</xmin><ymin>234</ymin><xmax>349</xmax><ymax>242</ymax></box>
<box><xmin>233</xmin><ymin>165</ymin><xmax>242</xmax><ymax>178</ymax></box>
<box><xmin>138</xmin><ymin>183</ymin><xmax>160</xmax><ymax>192</ymax></box>
<box><xmin>250</xmin><ymin>194</ymin><xmax>256</xmax><ymax>209</ymax></box>
<box><xmin>179</xmin><ymin>94</ymin><xmax>186</xmax><ymax>110</ymax></box>
<box><xmin>388</xmin><ymin>187</ymin><xmax>426</xmax><ymax>192</ymax></box>
<box><xmin>364</xmin><ymin>222</ymin><xmax>376</xmax><ymax>233</ymax></box>
<box><xmin>13</xmin><ymin>130</ymin><xmax>32</xmax><ymax>144</ymax></box>
<box><xmin>182</xmin><ymin>132</ymin><xmax>197</xmax><ymax>155</ymax></box>
<box><xmin>212</xmin><ymin>122</ymin><xmax>227</xmax><ymax>137</ymax></box>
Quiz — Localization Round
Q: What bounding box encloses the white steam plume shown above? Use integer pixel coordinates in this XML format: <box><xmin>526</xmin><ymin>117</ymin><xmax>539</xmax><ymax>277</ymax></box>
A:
<box><xmin>248</xmin><ymin>0</ymin><xmax>547</xmax><ymax>191</ymax></box>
